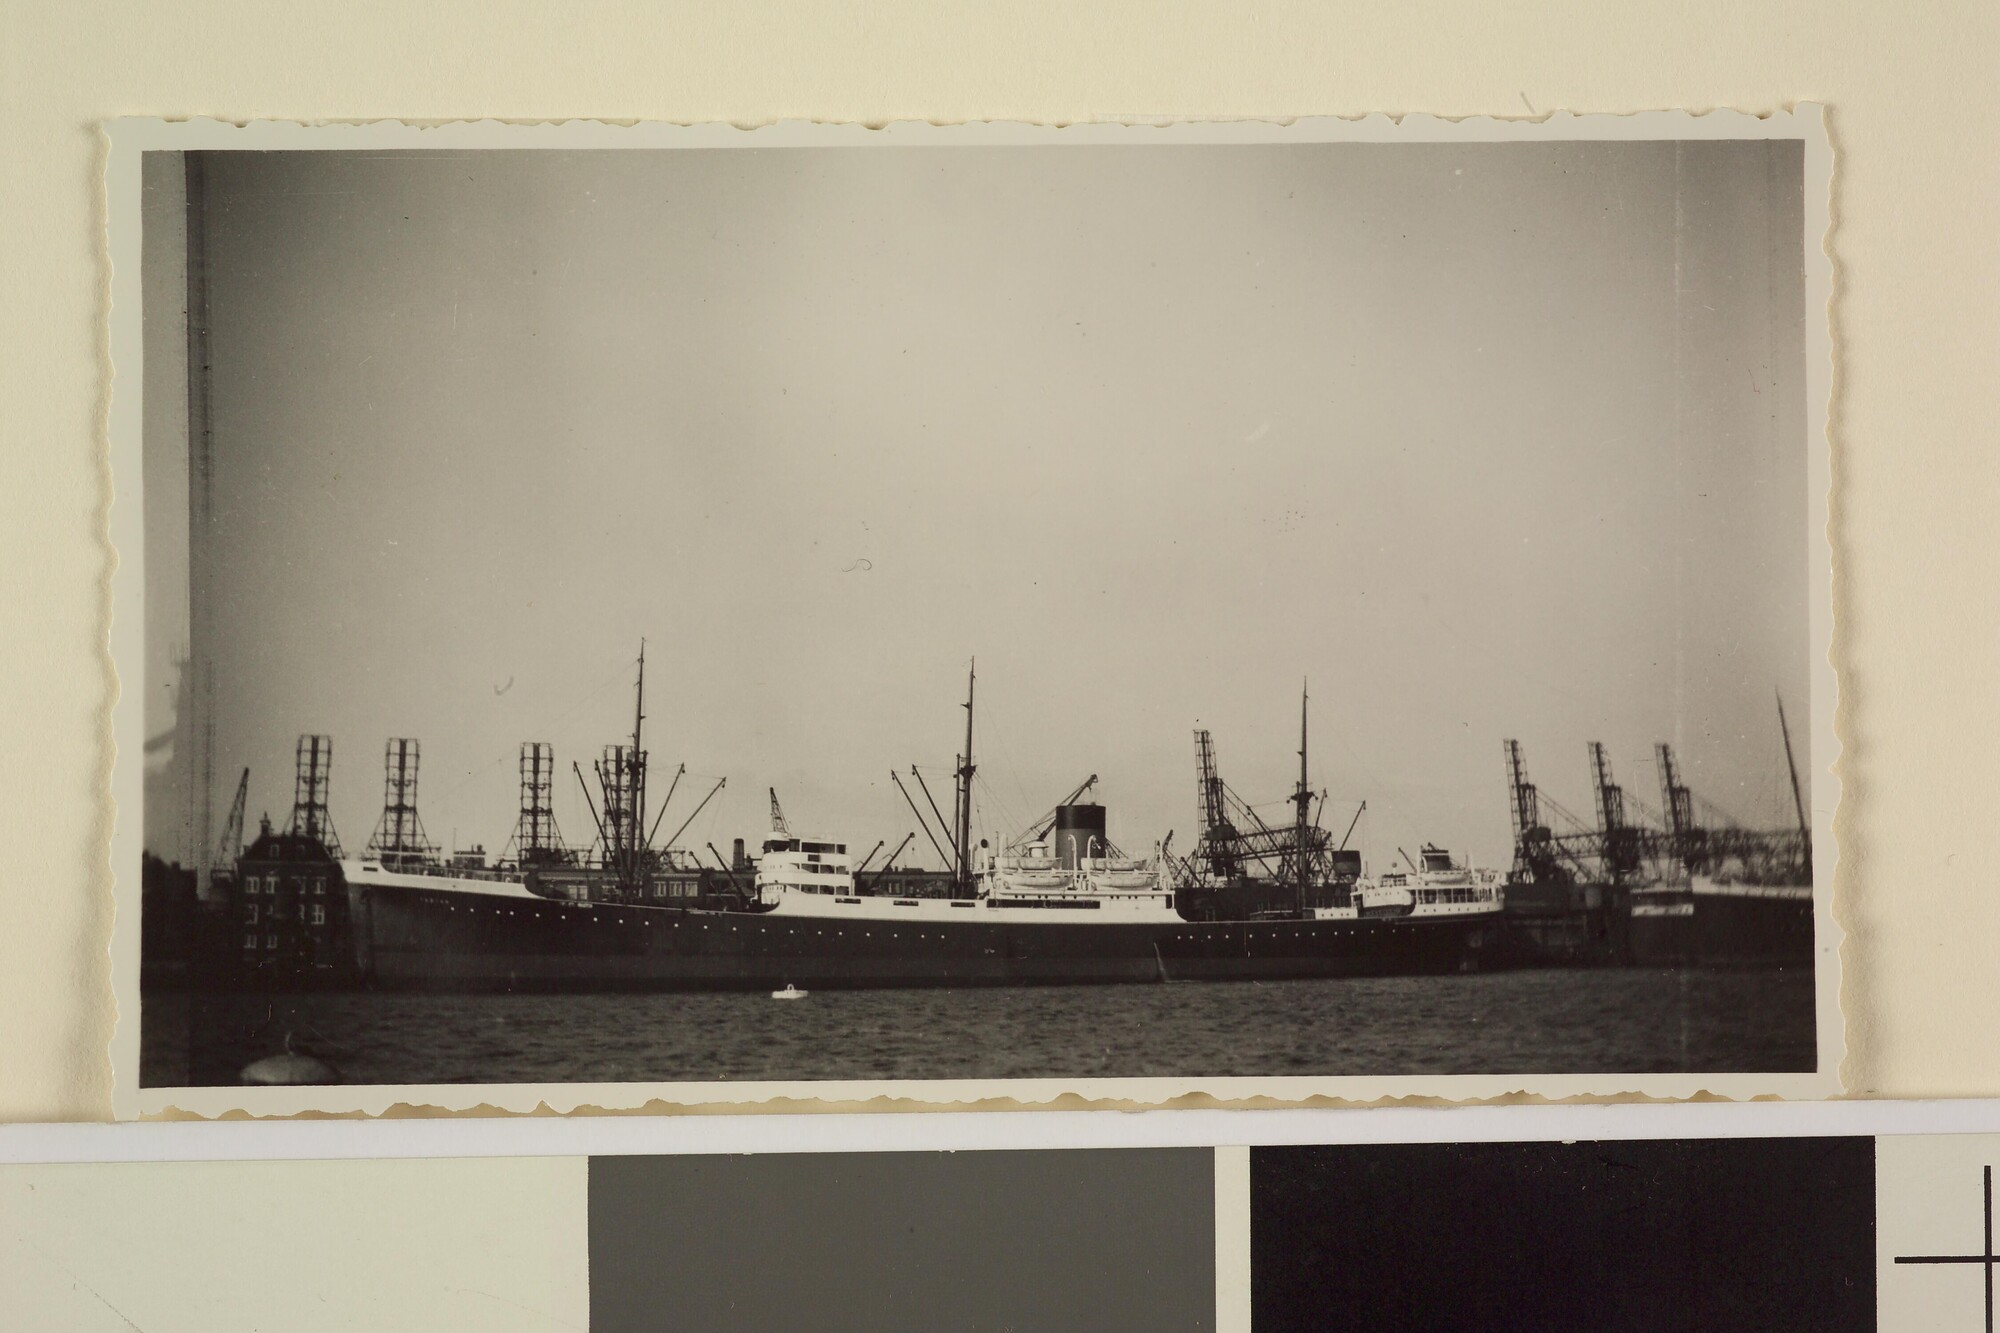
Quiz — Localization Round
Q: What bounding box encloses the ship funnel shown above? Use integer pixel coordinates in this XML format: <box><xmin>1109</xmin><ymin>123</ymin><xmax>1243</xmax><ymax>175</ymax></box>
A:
<box><xmin>1052</xmin><ymin>803</ymin><xmax>1108</xmax><ymax>869</ymax></box>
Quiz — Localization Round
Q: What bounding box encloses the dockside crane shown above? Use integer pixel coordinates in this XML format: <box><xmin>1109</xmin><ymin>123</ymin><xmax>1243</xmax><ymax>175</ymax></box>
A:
<box><xmin>1512</xmin><ymin>691</ymin><xmax>1813</xmax><ymax>890</ymax></box>
<box><xmin>1195</xmin><ymin>727</ymin><xmax>1240</xmax><ymax>879</ymax></box>
<box><xmin>768</xmin><ymin>787</ymin><xmax>790</xmax><ymax>836</ymax></box>
<box><xmin>1006</xmin><ymin>775</ymin><xmax>1101</xmax><ymax>853</ymax></box>
<box><xmin>1191</xmin><ymin>704</ymin><xmax>1335</xmax><ymax>890</ymax></box>
<box><xmin>1644</xmin><ymin>697</ymin><xmax>1811</xmax><ymax>883</ymax></box>
<box><xmin>212</xmin><ymin>767</ymin><xmax>249</xmax><ymax>881</ymax></box>
<box><xmin>1502</xmin><ymin>739</ymin><xmax>1599</xmax><ymax>884</ymax></box>
<box><xmin>1194</xmin><ymin>727</ymin><xmax>1291</xmax><ymax>878</ymax></box>
<box><xmin>1589</xmin><ymin>742</ymin><xmax>1654</xmax><ymax>884</ymax></box>
<box><xmin>1655</xmin><ymin>743</ymin><xmax>1710</xmax><ymax>874</ymax></box>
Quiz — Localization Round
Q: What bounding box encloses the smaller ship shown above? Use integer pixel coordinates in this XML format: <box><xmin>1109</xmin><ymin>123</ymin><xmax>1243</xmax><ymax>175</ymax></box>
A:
<box><xmin>1350</xmin><ymin>845</ymin><xmax>1504</xmax><ymax>920</ymax></box>
<box><xmin>1178</xmin><ymin>695</ymin><xmax>1503</xmax><ymax>936</ymax></box>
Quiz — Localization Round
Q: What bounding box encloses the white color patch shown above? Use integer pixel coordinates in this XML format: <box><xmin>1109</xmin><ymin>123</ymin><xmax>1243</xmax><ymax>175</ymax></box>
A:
<box><xmin>0</xmin><ymin>1156</ymin><xmax>588</xmax><ymax>1332</ymax></box>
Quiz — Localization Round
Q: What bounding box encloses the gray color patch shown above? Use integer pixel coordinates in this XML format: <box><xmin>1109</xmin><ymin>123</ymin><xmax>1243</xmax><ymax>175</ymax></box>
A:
<box><xmin>589</xmin><ymin>1148</ymin><xmax>1213</xmax><ymax>1332</ymax></box>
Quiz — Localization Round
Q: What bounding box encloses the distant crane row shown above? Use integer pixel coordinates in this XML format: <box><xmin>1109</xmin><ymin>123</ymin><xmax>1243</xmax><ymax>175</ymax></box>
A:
<box><xmin>1506</xmin><ymin>695</ymin><xmax>1812</xmax><ymax>890</ymax></box>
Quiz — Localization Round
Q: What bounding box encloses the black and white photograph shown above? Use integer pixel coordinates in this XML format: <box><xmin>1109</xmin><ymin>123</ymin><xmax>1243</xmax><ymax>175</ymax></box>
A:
<box><xmin>108</xmin><ymin>114</ymin><xmax>1837</xmax><ymax>1114</ymax></box>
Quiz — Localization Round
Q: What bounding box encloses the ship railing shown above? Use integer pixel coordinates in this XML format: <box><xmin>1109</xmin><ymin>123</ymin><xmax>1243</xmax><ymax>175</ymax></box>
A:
<box><xmin>1692</xmin><ymin>879</ymin><xmax>1813</xmax><ymax>900</ymax></box>
<box><xmin>1412</xmin><ymin>885</ymin><xmax>1502</xmax><ymax>906</ymax></box>
<box><xmin>988</xmin><ymin>888</ymin><xmax>1174</xmax><ymax>907</ymax></box>
<box><xmin>360</xmin><ymin>857</ymin><xmax>523</xmax><ymax>886</ymax></box>
<box><xmin>992</xmin><ymin>875</ymin><xmax>1170</xmax><ymax>896</ymax></box>
<box><xmin>992</xmin><ymin>871</ymin><xmax>1169</xmax><ymax>894</ymax></box>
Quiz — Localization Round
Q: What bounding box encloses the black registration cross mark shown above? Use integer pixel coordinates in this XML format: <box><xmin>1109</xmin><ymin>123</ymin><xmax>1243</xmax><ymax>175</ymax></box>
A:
<box><xmin>1897</xmin><ymin>1164</ymin><xmax>1999</xmax><ymax>1331</ymax></box>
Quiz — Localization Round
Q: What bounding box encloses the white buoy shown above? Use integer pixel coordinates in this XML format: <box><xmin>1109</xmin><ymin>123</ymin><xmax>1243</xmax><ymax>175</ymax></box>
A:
<box><xmin>240</xmin><ymin>1033</ymin><xmax>341</xmax><ymax>1085</ymax></box>
<box><xmin>771</xmin><ymin>983</ymin><xmax>808</xmax><ymax>1000</ymax></box>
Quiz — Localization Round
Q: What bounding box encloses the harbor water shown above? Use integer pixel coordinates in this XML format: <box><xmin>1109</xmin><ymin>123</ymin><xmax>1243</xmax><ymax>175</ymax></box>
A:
<box><xmin>143</xmin><ymin>967</ymin><xmax>1815</xmax><ymax>1087</ymax></box>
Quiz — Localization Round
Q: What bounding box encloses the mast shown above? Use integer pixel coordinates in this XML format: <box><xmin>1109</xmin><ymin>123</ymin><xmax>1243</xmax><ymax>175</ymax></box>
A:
<box><xmin>1293</xmin><ymin>681</ymin><xmax>1313</xmax><ymax>908</ymax></box>
<box><xmin>954</xmin><ymin>660</ymin><xmax>976</xmax><ymax>897</ymax></box>
<box><xmin>1776</xmin><ymin>689</ymin><xmax>1810</xmax><ymax>857</ymax></box>
<box><xmin>628</xmin><ymin>641</ymin><xmax>647</xmax><ymax>884</ymax></box>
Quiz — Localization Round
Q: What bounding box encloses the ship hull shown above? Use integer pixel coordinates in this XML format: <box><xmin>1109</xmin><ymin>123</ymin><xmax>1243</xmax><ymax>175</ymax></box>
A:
<box><xmin>346</xmin><ymin>881</ymin><xmax>1499</xmax><ymax>992</ymax></box>
<box><xmin>1626</xmin><ymin>891</ymin><xmax>1696</xmax><ymax>965</ymax></box>
<box><xmin>1627</xmin><ymin>880</ymin><xmax>1814</xmax><ymax>967</ymax></box>
<box><xmin>1494</xmin><ymin>879</ymin><xmax>1630</xmax><ymax>967</ymax></box>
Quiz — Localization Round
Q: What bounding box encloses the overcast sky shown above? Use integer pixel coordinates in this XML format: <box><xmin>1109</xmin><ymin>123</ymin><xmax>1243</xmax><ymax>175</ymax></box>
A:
<box><xmin>144</xmin><ymin>138</ymin><xmax>1810</xmax><ymax>873</ymax></box>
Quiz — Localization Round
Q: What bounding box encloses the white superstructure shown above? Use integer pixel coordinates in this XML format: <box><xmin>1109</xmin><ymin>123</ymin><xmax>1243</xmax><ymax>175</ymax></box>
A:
<box><xmin>1330</xmin><ymin>846</ymin><xmax>1504</xmax><ymax>921</ymax></box>
<box><xmin>754</xmin><ymin>833</ymin><xmax>855</xmax><ymax>899</ymax></box>
<box><xmin>752</xmin><ymin>835</ymin><xmax>1183</xmax><ymax>923</ymax></box>
<box><xmin>979</xmin><ymin>841</ymin><xmax>1179</xmax><ymax>915</ymax></box>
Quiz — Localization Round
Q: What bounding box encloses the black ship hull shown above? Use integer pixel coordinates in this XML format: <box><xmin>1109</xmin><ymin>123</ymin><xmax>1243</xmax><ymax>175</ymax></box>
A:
<box><xmin>1627</xmin><ymin>882</ymin><xmax>1814</xmax><ymax>967</ymax></box>
<box><xmin>344</xmin><ymin>882</ymin><xmax>1499</xmax><ymax>992</ymax></box>
<box><xmin>1493</xmin><ymin>878</ymin><xmax>1630</xmax><ymax>967</ymax></box>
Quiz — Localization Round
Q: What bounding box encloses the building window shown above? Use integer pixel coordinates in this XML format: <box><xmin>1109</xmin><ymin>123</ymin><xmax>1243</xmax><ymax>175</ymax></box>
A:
<box><xmin>244</xmin><ymin>875</ymin><xmax>260</xmax><ymax>894</ymax></box>
<box><xmin>244</xmin><ymin>903</ymin><xmax>259</xmax><ymax>924</ymax></box>
<box><xmin>242</xmin><ymin>933</ymin><xmax>257</xmax><ymax>950</ymax></box>
<box><xmin>266</xmin><ymin>934</ymin><xmax>278</xmax><ymax>950</ymax></box>
<box><xmin>309</xmin><ymin>905</ymin><xmax>325</xmax><ymax>926</ymax></box>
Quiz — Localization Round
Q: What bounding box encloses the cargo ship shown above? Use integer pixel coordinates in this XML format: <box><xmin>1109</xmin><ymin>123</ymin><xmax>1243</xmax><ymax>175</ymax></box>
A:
<box><xmin>1501</xmin><ymin>701</ymin><xmax>1814</xmax><ymax>969</ymax></box>
<box><xmin>226</xmin><ymin>657</ymin><xmax>1504</xmax><ymax>991</ymax></box>
<box><xmin>1627</xmin><ymin>874</ymin><xmax>1812</xmax><ymax>966</ymax></box>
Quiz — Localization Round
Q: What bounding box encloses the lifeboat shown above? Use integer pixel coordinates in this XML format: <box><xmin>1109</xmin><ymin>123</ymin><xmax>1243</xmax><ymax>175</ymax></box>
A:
<box><xmin>1089</xmin><ymin>871</ymin><xmax>1159</xmax><ymax>891</ymax></box>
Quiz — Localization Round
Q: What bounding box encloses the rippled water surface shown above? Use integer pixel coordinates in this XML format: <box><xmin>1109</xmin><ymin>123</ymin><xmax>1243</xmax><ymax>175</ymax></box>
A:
<box><xmin>143</xmin><ymin>967</ymin><xmax>1816</xmax><ymax>1088</ymax></box>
